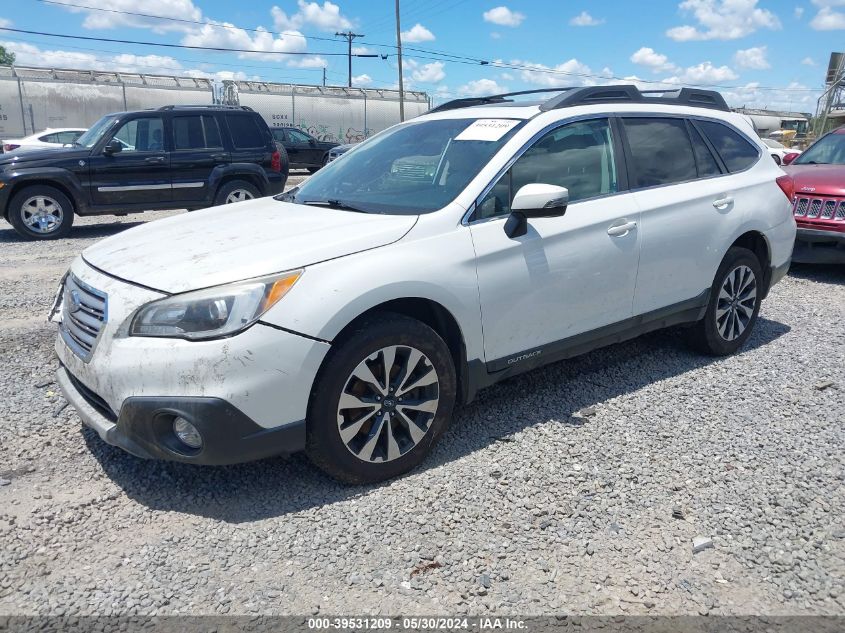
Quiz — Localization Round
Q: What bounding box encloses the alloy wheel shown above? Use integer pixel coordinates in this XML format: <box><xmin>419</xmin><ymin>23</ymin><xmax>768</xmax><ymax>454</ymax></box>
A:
<box><xmin>716</xmin><ymin>264</ymin><xmax>757</xmax><ymax>341</ymax></box>
<box><xmin>337</xmin><ymin>345</ymin><xmax>440</xmax><ymax>463</ymax></box>
<box><xmin>224</xmin><ymin>189</ymin><xmax>254</xmax><ymax>204</ymax></box>
<box><xmin>21</xmin><ymin>196</ymin><xmax>64</xmax><ymax>234</ymax></box>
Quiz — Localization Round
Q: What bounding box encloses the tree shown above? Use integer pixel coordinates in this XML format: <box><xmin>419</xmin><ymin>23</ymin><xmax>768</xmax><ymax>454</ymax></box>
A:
<box><xmin>0</xmin><ymin>46</ymin><xmax>15</xmax><ymax>66</ymax></box>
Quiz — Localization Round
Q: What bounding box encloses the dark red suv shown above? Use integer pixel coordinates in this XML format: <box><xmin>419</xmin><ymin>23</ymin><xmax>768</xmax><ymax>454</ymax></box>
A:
<box><xmin>784</xmin><ymin>126</ymin><xmax>845</xmax><ymax>263</ymax></box>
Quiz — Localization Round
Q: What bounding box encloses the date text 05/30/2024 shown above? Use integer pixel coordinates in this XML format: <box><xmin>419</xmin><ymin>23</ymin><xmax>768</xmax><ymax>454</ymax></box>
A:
<box><xmin>307</xmin><ymin>617</ymin><xmax>527</xmax><ymax>630</ymax></box>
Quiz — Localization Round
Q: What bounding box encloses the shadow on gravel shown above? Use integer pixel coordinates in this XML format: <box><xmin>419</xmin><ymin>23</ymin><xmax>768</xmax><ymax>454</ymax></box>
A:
<box><xmin>787</xmin><ymin>263</ymin><xmax>845</xmax><ymax>284</ymax></box>
<box><xmin>86</xmin><ymin>316</ymin><xmax>791</xmax><ymax>522</ymax></box>
<box><xmin>0</xmin><ymin>221</ymin><xmax>147</xmax><ymax>243</ymax></box>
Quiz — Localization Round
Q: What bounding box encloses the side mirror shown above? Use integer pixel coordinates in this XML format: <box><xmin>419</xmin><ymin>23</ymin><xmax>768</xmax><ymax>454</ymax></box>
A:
<box><xmin>103</xmin><ymin>138</ymin><xmax>123</xmax><ymax>155</ymax></box>
<box><xmin>504</xmin><ymin>184</ymin><xmax>569</xmax><ymax>239</ymax></box>
<box><xmin>782</xmin><ymin>152</ymin><xmax>799</xmax><ymax>165</ymax></box>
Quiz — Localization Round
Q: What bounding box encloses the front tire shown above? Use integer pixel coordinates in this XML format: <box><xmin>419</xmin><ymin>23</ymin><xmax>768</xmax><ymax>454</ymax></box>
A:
<box><xmin>306</xmin><ymin>313</ymin><xmax>457</xmax><ymax>484</ymax></box>
<box><xmin>213</xmin><ymin>180</ymin><xmax>260</xmax><ymax>206</ymax></box>
<box><xmin>688</xmin><ymin>246</ymin><xmax>763</xmax><ymax>356</ymax></box>
<box><xmin>8</xmin><ymin>185</ymin><xmax>74</xmax><ymax>240</ymax></box>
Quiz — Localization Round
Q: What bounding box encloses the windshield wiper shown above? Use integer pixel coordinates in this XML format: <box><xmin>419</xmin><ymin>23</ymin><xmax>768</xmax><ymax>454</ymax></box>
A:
<box><xmin>301</xmin><ymin>199</ymin><xmax>369</xmax><ymax>213</ymax></box>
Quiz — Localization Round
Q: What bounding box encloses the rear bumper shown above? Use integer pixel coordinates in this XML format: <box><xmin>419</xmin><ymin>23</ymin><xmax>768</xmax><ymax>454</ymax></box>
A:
<box><xmin>793</xmin><ymin>227</ymin><xmax>845</xmax><ymax>264</ymax></box>
<box><xmin>57</xmin><ymin>365</ymin><xmax>306</xmax><ymax>465</ymax></box>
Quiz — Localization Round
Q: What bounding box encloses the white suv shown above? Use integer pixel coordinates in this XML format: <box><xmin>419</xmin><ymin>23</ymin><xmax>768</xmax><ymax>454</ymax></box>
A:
<box><xmin>53</xmin><ymin>86</ymin><xmax>796</xmax><ymax>483</ymax></box>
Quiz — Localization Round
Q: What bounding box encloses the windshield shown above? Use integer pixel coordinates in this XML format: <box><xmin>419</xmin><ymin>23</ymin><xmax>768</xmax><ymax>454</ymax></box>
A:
<box><xmin>74</xmin><ymin>115</ymin><xmax>118</xmax><ymax>148</ymax></box>
<box><xmin>286</xmin><ymin>117</ymin><xmax>526</xmax><ymax>214</ymax></box>
<box><xmin>794</xmin><ymin>133</ymin><xmax>845</xmax><ymax>165</ymax></box>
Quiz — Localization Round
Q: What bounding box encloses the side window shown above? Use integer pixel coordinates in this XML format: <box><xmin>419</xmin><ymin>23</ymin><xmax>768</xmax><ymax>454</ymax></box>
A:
<box><xmin>696</xmin><ymin>120</ymin><xmax>759</xmax><ymax>172</ymax></box>
<box><xmin>226</xmin><ymin>115</ymin><xmax>264</xmax><ymax>149</ymax></box>
<box><xmin>288</xmin><ymin>129</ymin><xmax>312</xmax><ymax>144</ymax></box>
<box><xmin>111</xmin><ymin>117</ymin><xmax>164</xmax><ymax>152</ymax></box>
<box><xmin>272</xmin><ymin>128</ymin><xmax>286</xmax><ymax>142</ymax></box>
<box><xmin>623</xmin><ymin>118</ymin><xmax>697</xmax><ymax>187</ymax></box>
<box><xmin>39</xmin><ymin>133</ymin><xmax>59</xmax><ymax>143</ymax></box>
<box><xmin>687</xmin><ymin>122</ymin><xmax>721</xmax><ymax>177</ymax></box>
<box><xmin>55</xmin><ymin>131</ymin><xmax>81</xmax><ymax>144</ymax></box>
<box><xmin>477</xmin><ymin>118</ymin><xmax>618</xmax><ymax>220</ymax></box>
<box><xmin>173</xmin><ymin>115</ymin><xmax>223</xmax><ymax>150</ymax></box>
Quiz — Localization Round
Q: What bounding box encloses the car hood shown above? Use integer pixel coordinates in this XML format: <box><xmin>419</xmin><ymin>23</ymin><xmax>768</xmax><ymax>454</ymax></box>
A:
<box><xmin>82</xmin><ymin>199</ymin><xmax>418</xmax><ymax>293</ymax></box>
<box><xmin>0</xmin><ymin>146</ymin><xmax>89</xmax><ymax>167</ymax></box>
<box><xmin>784</xmin><ymin>164</ymin><xmax>845</xmax><ymax>197</ymax></box>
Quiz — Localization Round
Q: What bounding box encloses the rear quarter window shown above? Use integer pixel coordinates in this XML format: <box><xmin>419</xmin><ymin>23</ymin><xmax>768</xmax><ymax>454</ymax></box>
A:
<box><xmin>696</xmin><ymin>120</ymin><xmax>759</xmax><ymax>172</ymax></box>
<box><xmin>225</xmin><ymin>114</ymin><xmax>266</xmax><ymax>149</ymax></box>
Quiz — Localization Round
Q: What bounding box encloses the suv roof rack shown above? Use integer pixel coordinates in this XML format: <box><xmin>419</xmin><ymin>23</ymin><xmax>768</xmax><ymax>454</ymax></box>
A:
<box><xmin>156</xmin><ymin>104</ymin><xmax>254</xmax><ymax>111</ymax></box>
<box><xmin>430</xmin><ymin>85</ymin><xmax>729</xmax><ymax>114</ymax></box>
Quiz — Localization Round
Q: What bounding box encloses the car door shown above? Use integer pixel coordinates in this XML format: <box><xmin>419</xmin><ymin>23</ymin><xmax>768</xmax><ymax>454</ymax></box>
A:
<box><xmin>286</xmin><ymin>128</ymin><xmax>320</xmax><ymax>167</ymax></box>
<box><xmin>621</xmin><ymin>116</ymin><xmax>750</xmax><ymax>316</ymax></box>
<box><xmin>170</xmin><ymin>114</ymin><xmax>228</xmax><ymax>204</ymax></box>
<box><xmin>469</xmin><ymin>117</ymin><xmax>642</xmax><ymax>367</ymax></box>
<box><xmin>88</xmin><ymin>115</ymin><xmax>171</xmax><ymax>207</ymax></box>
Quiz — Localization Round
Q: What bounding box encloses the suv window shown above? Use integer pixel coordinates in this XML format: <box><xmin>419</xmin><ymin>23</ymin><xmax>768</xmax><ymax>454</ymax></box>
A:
<box><xmin>173</xmin><ymin>115</ymin><xmax>223</xmax><ymax>150</ymax></box>
<box><xmin>687</xmin><ymin>123</ymin><xmax>721</xmax><ymax>177</ymax></box>
<box><xmin>623</xmin><ymin>118</ymin><xmax>697</xmax><ymax>188</ymax></box>
<box><xmin>288</xmin><ymin>129</ymin><xmax>313</xmax><ymax>144</ymax></box>
<box><xmin>39</xmin><ymin>133</ymin><xmax>59</xmax><ymax>143</ymax></box>
<box><xmin>111</xmin><ymin>117</ymin><xmax>165</xmax><ymax>152</ymax></box>
<box><xmin>696</xmin><ymin>120</ymin><xmax>759</xmax><ymax>172</ymax></box>
<box><xmin>226</xmin><ymin>115</ymin><xmax>264</xmax><ymax>149</ymax></box>
<box><xmin>478</xmin><ymin>118</ymin><xmax>617</xmax><ymax>219</ymax></box>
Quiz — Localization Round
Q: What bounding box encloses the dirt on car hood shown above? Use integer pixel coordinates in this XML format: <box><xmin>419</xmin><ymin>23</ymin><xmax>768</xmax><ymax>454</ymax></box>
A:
<box><xmin>82</xmin><ymin>199</ymin><xmax>418</xmax><ymax>293</ymax></box>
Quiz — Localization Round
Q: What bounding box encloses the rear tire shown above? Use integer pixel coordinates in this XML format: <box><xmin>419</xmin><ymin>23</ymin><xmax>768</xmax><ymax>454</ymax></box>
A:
<box><xmin>8</xmin><ymin>185</ymin><xmax>74</xmax><ymax>240</ymax></box>
<box><xmin>688</xmin><ymin>246</ymin><xmax>763</xmax><ymax>356</ymax></box>
<box><xmin>213</xmin><ymin>180</ymin><xmax>260</xmax><ymax>206</ymax></box>
<box><xmin>306</xmin><ymin>313</ymin><xmax>457</xmax><ymax>484</ymax></box>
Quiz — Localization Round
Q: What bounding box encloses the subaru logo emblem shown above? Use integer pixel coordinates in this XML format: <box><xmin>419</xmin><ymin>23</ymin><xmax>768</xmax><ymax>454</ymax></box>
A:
<box><xmin>66</xmin><ymin>288</ymin><xmax>82</xmax><ymax>314</ymax></box>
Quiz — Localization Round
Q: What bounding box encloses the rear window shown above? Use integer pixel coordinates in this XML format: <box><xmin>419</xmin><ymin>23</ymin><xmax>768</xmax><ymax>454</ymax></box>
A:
<box><xmin>226</xmin><ymin>115</ymin><xmax>265</xmax><ymax>149</ymax></box>
<box><xmin>696</xmin><ymin>120</ymin><xmax>759</xmax><ymax>172</ymax></box>
<box><xmin>623</xmin><ymin>118</ymin><xmax>697</xmax><ymax>187</ymax></box>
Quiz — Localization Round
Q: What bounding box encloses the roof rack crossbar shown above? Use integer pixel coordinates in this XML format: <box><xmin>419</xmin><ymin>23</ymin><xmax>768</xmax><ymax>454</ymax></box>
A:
<box><xmin>539</xmin><ymin>85</ymin><xmax>729</xmax><ymax>112</ymax></box>
<box><xmin>428</xmin><ymin>87</ymin><xmax>579</xmax><ymax>114</ymax></box>
<box><xmin>156</xmin><ymin>104</ymin><xmax>254</xmax><ymax>111</ymax></box>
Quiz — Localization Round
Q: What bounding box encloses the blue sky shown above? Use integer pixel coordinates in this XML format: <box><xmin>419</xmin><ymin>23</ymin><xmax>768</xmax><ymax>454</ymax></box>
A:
<box><xmin>0</xmin><ymin>0</ymin><xmax>842</xmax><ymax>112</ymax></box>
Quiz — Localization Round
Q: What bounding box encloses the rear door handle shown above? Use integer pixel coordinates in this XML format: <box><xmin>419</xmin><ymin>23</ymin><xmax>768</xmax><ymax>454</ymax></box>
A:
<box><xmin>607</xmin><ymin>220</ymin><xmax>637</xmax><ymax>237</ymax></box>
<box><xmin>210</xmin><ymin>153</ymin><xmax>227</xmax><ymax>162</ymax></box>
<box><xmin>713</xmin><ymin>196</ymin><xmax>734</xmax><ymax>209</ymax></box>
<box><xmin>145</xmin><ymin>156</ymin><xmax>166</xmax><ymax>164</ymax></box>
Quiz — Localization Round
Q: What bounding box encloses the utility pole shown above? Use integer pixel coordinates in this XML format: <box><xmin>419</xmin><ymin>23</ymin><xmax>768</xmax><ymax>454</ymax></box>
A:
<box><xmin>335</xmin><ymin>31</ymin><xmax>364</xmax><ymax>87</ymax></box>
<box><xmin>322</xmin><ymin>66</ymin><xmax>326</xmax><ymax>87</ymax></box>
<box><xmin>395</xmin><ymin>0</ymin><xmax>405</xmax><ymax>121</ymax></box>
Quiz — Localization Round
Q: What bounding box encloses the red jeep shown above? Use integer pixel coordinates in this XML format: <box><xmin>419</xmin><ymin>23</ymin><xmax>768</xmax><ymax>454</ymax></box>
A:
<box><xmin>783</xmin><ymin>126</ymin><xmax>845</xmax><ymax>264</ymax></box>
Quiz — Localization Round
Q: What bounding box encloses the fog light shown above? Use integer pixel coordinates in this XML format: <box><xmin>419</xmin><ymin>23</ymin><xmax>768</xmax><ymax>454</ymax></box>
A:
<box><xmin>173</xmin><ymin>417</ymin><xmax>202</xmax><ymax>449</ymax></box>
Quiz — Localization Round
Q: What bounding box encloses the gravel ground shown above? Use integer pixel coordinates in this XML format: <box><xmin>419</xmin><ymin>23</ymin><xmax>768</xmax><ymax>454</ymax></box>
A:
<box><xmin>0</xmin><ymin>193</ymin><xmax>843</xmax><ymax>617</ymax></box>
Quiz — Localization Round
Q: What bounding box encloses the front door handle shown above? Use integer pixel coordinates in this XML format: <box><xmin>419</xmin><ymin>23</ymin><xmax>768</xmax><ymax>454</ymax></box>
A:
<box><xmin>145</xmin><ymin>156</ymin><xmax>166</xmax><ymax>164</ymax></box>
<box><xmin>210</xmin><ymin>153</ymin><xmax>227</xmax><ymax>162</ymax></box>
<box><xmin>713</xmin><ymin>196</ymin><xmax>734</xmax><ymax>209</ymax></box>
<box><xmin>607</xmin><ymin>220</ymin><xmax>637</xmax><ymax>237</ymax></box>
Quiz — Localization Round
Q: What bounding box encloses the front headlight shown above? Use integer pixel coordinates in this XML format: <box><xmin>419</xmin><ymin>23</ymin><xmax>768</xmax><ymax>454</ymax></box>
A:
<box><xmin>129</xmin><ymin>270</ymin><xmax>302</xmax><ymax>340</ymax></box>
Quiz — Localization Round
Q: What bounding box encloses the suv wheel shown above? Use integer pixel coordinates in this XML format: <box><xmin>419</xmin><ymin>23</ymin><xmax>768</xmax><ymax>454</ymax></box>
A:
<box><xmin>8</xmin><ymin>185</ymin><xmax>74</xmax><ymax>240</ymax></box>
<box><xmin>307</xmin><ymin>155</ymin><xmax>328</xmax><ymax>174</ymax></box>
<box><xmin>306</xmin><ymin>313</ymin><xmax>457</xmax><ymax>484</ymax></box>
<box><xmin>688</xmin><ymin>246</ymin><xmax>763</xmax><ymax>356</ymax></box>
<box><xmin>214</xmin><ymin>180</ymin><xmax>260</xmax><ymax>206</ymax></box>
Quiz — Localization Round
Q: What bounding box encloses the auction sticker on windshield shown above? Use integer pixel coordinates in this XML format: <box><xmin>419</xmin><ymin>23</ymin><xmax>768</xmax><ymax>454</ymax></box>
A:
<box><xmin>455</xmin><ymin>119</ymin><xmax>521</xmax><ymax>142</ymax></box>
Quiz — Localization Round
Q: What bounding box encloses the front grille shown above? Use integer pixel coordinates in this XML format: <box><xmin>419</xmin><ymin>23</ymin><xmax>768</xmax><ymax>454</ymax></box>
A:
<box><xmin>794</xmin><ymin>196</ymin><xmax>845</xmax><ymax>222</ymax></box>
<box><xmin>60</xmin><ymin>274</ymin><xmax>108</xmax><ymax>362</ymax></box>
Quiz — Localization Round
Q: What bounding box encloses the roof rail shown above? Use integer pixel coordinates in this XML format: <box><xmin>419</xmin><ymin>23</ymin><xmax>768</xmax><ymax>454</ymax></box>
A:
<box><xmin>429</xmin><ymin>85</ymin><xmax>729</xmax><ymax>114</ymax></box>
<box><xmin>156</xmin><ymin>104</ymin><xmax>254</xmax><ymax>111</ymax></box>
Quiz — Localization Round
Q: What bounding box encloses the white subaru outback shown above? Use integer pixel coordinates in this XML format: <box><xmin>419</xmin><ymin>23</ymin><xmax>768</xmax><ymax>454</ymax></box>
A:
<box><xmin>53</xmin><ymin>86</ymin><xmax>796</xmax><ymax>483</ymax></box>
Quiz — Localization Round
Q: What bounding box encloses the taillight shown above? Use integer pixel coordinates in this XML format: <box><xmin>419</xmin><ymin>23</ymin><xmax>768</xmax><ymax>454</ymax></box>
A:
<box><xmin>270</xmin><ymin>150</ymin><xmax>281</xmax><ymax>173</ymax></box>
<box><xmin>3</xmin><ymin>144</ymin><xmax>19</xmax><ymax>152</ymax></box>
<box><xmin>776</xmin><ymin>175</ymin><xmax>794</xmax><ymax>202</ymax></box>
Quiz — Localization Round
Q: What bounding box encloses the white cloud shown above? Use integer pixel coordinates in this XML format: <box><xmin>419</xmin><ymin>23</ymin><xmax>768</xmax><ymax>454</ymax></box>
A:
<box><xmin>801</xmin><ymin>56</ymin><xmax>816</xmax><ymax>65</ymax></box>
<box><xmin>569</xmin><ymin>11</ymin><xmax>605</xmax><ymax>26</ymax></box>
<box><xmin>287</xmin><ymin>55</ymin><xmax>328</xmax><ymax>68</ymax></box>
<box><xmin>181</xmin><ymin>22</ymin><xmax>308</xmax><ymax>62</ymax></box>
<box><xmin>272</xmin><ymin>1</ymin><xmax>352</xmax><ymax>32</ymax></box>
<box><xmin>795</xmin><ymin>6</ymin><xmax>805</xmax><ymax>17</ymax></box>
<box><xmin>0</xmin><ymin>18</ymin><xmax>11</xmax><ymax>28</ymax></box>
<box><xmin>482</xmin><ymin>6</ymin><xmax>525</xmax><ymax>27</ymax></box>
<box><xmin>734</xmin><ymin>45</ymin><xmax>770</xmax><ymax>69</ymax></box>
<box><xmin>55</xmin><ymin>0</ymin><xmax>203</xmax><ymax>34</ymax></box>
<box><xmin>722</xmin><ymin>81</ymin><xmax>820</xmax><ymax>110</ymax></box>
<box><xmin>667</xmin><ymin>0</ymin><xmax>781</xmax><ymax>41</ymax></box>
<box><xmin>500</xmin><ymin>72</ymin><xmax>514</xmax><ymax>80</ymax></box>
<box><xmin>810</xmin><ymin>4</ymin><xmax>845</xmax><ymax>29</ymax></box>
<box><xmin>351</xmin><ymin>46</ymin><xmax>371</xmax><ymax>55</ymax></box>
<box><xmin>510</xmin><ymin>58</ymin><xmax>608</xmax><ymax>87</ymax></box>
<box><xmin>400</xmin><ymin>23</ymin><xmax>435</xmax><ymax>42</ymax></box>
<box><xmin>630</xmin><ymin>47</ymin><xmax>678</xmax><ymax>73</ymax></box>
<box><xmin>411</xmin><ymin>61</ymin><xmax>445</xmax><ymax>83</ymax></box>
<box><xmin>351</xmin><ymin>73</ymin><xmax>371</xmax><ymax>86</ymax></box>
<box><xmin>668</xmin><ymin>60</ymin><xmax>738</xmax><ymax>84</ymax></box>
<box><xmin>457</xmin><ymin>78</ymin><xmax>506</xmax><ymax>96</ymax></box>
<box><xmin>490</xmin><ymin>31</ymin><xmax>502</xmax><ymax>39</ymax></box>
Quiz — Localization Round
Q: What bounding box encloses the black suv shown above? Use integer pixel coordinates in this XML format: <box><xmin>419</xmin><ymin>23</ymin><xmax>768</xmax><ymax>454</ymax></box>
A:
<box><xmin>271</xmin><ymin>126</ymin><xmax>338</xmax><ymax>173</ymax></box>
<box><xmin>0</xmin><ymin>105</ymin><xmax>288</xmax><ymax>240</ymax></box>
